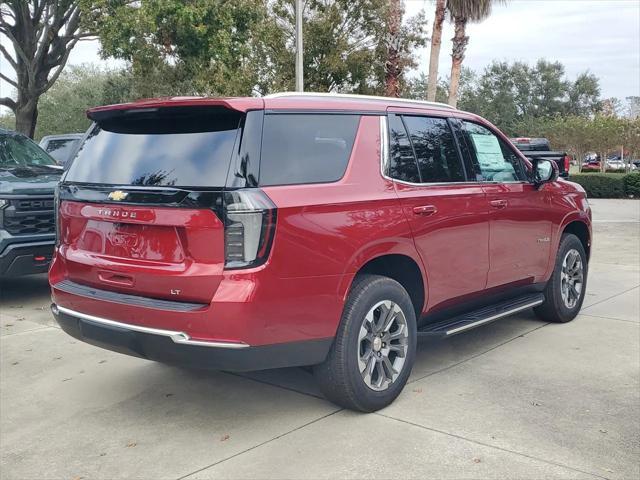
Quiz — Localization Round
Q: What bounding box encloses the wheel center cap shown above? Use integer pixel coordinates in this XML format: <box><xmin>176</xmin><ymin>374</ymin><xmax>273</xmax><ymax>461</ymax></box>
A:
<box><xmin>373</xmin><ymin>337</ymin><xmax>382</xmax><ymax>352</ymax></box>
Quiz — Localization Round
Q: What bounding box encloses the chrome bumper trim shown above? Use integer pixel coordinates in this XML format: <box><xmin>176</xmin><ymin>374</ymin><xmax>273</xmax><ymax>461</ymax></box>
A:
<box><xmin>52</xmin><ymin>304</ymin><xmax>249</xmax><ymax>349</ymax></box>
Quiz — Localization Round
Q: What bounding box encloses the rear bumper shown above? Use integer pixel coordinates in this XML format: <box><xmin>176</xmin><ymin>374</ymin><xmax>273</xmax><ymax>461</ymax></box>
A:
<box><xmin>51</xmin><ymin>304</ymin><xmax>332</xmax><ymax>372</ymax></box>
<box><xmin>0</xmin><ymin>240</ymin><xmax>54</xmax><ymax>277</ymax></box>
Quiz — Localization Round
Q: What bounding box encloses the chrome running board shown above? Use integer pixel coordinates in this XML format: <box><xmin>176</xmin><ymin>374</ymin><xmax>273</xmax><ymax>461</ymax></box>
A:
<box><xmin>418</xmin><ymin>293</ymin><xmax>545</xmax><ymax>337</ymax></box>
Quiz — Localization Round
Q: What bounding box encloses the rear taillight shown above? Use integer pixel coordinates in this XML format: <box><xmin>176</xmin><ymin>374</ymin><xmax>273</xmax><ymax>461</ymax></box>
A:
<box><xmin>54</xmin><ymin>185</ymin><xmax>60</xmax><ymax>247</ymax></box>
<box><xmin>564</xmin><ymin>155</ymin><xmax>571</xmax><ymax>172</ymax></box>
<box><xmin>223</xmin><ymin>189</ymin><xmax>276</xmax><ymax>269</ymax></box>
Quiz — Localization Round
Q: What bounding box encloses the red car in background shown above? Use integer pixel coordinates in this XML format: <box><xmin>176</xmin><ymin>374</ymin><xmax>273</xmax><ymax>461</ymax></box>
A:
<box><xmin>49</xmin><ymin>93</ymin><xmax>592</xmax><ymax>411</ymax></box>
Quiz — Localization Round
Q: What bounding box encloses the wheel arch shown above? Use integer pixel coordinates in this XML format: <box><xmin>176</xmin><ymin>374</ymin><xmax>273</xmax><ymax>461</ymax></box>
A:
<box><xmin>562</xmin><ymin>220</ymin><xmax>591</xmax><ymax>260</ymax></box>
<box><xmin>346</xmin><ymin>253</ymin><xmax>426</xmax><ymax>319</ymax></box>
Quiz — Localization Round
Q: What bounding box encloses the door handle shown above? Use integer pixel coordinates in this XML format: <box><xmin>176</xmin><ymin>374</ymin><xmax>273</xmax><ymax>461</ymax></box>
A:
<box><xmin>413</xmin><ymin>205</ymin><xmax>438</xmax><ymax>216</ymax></box>
<box><xmin>490</xmin><ymin>199</ymin><xmax>508</xmax><ymax>209</ymax></box>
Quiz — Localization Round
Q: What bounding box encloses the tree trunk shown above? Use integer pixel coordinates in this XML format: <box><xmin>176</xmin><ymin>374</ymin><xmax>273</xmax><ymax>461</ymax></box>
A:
<box><xmin>384</xmin><ymin>0</ymin><xmax>403</xmax><ymax>98</ymax></box>
<box><xmin>14</xmin><ymin>101</ymin><xmax>38</xmax><ymax>139</ymax></box>
<box><xmin>426</xmin><ymin>0</ymin><xmax>446</xmax><ymax>101</ymax></box>
<box><xmin>448</xmin><ymin>16</ymin><xmax>469</xmax><ymax>108</ymax></box>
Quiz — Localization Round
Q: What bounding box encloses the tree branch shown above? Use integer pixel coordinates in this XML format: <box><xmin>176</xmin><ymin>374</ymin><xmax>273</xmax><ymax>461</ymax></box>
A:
<box><xmin>0</xmin><ymin>42</ymin><xmax>17</xmax><ymax>69</ymax></box>
<box><xmin>0</xmin><ymin>26</ymin><xmax>32</xmax><ymax>69</ymax></box>
<box><xmin>0</xmin><ymin>71</ymin><xmax>17</xmax><ymax>87</ymax></box>
<box><xmin>38</xmin><ymin>38</ymin><xmax>77</xmax><ymax>95</ymax></box>
<box><xmin>0</xmin><ymin>96</ymin><xmax>17</xmax><ymax>111</ymax></box>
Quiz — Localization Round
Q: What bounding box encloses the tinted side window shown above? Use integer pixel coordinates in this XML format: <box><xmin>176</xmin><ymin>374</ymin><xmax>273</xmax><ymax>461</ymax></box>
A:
<box><xmin>403</xmin><ymin>116</ymin><xmax>465</xmax><ymax>183</ymax></box>
<box><xmin>259</xmin><ymin>114</ymin><xmax>360</xmax><ymax>186</ymax></box>
<box><xmin>462</xmin><ymin>121</ymin><xmax>526</xmax><ymax>182</ymax></box>
<box><xmin>388</xmin><ymin>114</ymin><xmax>420</xmax><ymax>183</ymax></box>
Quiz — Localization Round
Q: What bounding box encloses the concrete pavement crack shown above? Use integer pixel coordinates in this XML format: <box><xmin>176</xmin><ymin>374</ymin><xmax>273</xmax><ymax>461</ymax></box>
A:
<box><xmin>581</xmin><ymin>285</ymin><xmax>639</xmax><ymax>311</ymax></box>
<box><xmin>407</xmin><ymin>322</ymin><xmax>550</xmax><ymax>385</ymax></box>
<box><xmin>406</xmin><ymin>282</ymin><xmax>640</xmax><ymax>386</ymax></box>
<box><xmin>224</xmin><ymin>371</ymin><xmax>325</xmax><ymax>400</ymax></box>
<box><xmin>0</xmin><ymin>325</ymin><xmax>55</xmax><ymax>337</ymax></box>
<box><xmin>578</xmin><ymin>313</ymin><xmax>639</xmax><ymax>324</ymax></box>
<box><xmin>176</xmin><ymin>408</ymin><xmax>343</xmax><ymax>480</ymax></box>
<box><xmin>375</xmin><ymin>412</ymin><xmax>610</xmax><ymax>480</ymax></box>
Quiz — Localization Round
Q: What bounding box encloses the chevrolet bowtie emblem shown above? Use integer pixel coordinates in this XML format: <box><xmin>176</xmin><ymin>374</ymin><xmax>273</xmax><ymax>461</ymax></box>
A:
<box><xmin>107</xmin><ymin>190</ymin><xmax>128</xmax><ymax>201</ymax></box>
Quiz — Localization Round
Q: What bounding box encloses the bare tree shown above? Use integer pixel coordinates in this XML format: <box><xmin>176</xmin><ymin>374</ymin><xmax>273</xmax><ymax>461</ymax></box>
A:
<box><xmin>426</xmin><ymin>0</ymin><xmax>446</xmax><ymax>101</ymax></box>
<box><xmin>0</xmin><ymin>1</ymin><xmax>93</xmax><ymax>137</ymax></box>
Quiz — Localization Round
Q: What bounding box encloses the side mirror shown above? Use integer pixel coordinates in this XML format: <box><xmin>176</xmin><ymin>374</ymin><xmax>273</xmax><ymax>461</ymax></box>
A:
<box><xmin>533</xmin><ymin>159</ymin><xmax>558</xmax><ymax>187</ymax></box>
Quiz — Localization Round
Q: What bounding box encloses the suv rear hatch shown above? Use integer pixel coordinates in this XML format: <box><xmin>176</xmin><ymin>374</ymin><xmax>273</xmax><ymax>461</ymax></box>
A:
<box><xmin>56</xmin><ymin>105</ymin><xmax>243</xmax><ymax>305</ymax></box>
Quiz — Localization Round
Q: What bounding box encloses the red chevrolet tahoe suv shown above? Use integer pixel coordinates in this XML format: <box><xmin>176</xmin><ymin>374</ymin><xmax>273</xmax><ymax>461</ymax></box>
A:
<box><xmin>49</xmin><ymin>93</ymin><xmax>591</xmax><ymax>412</ymax></box>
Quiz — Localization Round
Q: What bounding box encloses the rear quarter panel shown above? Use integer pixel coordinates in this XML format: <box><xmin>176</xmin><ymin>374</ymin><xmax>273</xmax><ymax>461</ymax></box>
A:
<box><xmin>257</xmin><ymin>115</ymin><xmax>424</xmax><ymax>339</ymax></box>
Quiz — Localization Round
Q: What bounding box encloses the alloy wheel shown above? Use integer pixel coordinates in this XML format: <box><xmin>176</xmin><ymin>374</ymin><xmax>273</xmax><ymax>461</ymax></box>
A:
<box><xmin>561</xmin><ymin>248</ymin><xmax>584</xmax><ymax>309</ymax></box>
<box><xmin>357</xmin><ymin>300</ymin><xmax>409</xmax><ymax>391</ymax></box>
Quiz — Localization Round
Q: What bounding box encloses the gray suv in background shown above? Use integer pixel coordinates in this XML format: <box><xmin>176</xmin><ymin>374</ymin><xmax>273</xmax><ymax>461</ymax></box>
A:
<box><xmin>0</xmin><ymin>128</ymin><xmax>62</xmax><ymax>277</ymax></box>
<box><xmin>39</xmin><ymin>133</ymin><xmax>83</xmax><ymax>167</ymax></box>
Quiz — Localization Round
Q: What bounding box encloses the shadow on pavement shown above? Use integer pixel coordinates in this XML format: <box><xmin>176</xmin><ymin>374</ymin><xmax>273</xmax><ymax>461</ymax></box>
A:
<box><xmin>0</xmin><ymin>273</ymin><xmax>50</xmax><ymax>306</ymax></box>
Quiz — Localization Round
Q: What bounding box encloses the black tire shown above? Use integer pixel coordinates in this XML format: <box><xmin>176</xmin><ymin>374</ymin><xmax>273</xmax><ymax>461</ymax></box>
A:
<box><xmin>535</xmin><ymin>233</ymin><xmax>588</xmax><ymax>323</ymax></box>
<box><xmin>314</xmin><ymin>274</ymin><xmax>417</xmax><ymax>412</ymax></box>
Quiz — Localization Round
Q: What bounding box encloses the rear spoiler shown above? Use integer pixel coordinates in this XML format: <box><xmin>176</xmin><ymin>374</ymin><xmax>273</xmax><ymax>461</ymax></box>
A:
<box><xmin>87</xmin><ymin>97</ymin><xmax>264</xmax><ymax>122</ymax></box>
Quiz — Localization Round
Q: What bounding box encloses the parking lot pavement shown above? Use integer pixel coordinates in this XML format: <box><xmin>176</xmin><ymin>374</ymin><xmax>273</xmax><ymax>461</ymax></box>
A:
<box><xmin>1</xmin><ymin>199</ymin><xmax>639</xmax><ymax>480</ymax></box>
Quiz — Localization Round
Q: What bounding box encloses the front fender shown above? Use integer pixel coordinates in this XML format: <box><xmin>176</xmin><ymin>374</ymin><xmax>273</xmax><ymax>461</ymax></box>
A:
<box><xmin>543</xmin><ymin>207</ymin><xmax>592</xmax><ymax>281</ymax></box>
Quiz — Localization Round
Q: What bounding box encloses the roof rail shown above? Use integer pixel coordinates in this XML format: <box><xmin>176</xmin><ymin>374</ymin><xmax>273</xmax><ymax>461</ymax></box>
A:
<box><xmin>264</xmin><ymin>92</ymin><xmax>455</xmax><ymax>110</ymax></box>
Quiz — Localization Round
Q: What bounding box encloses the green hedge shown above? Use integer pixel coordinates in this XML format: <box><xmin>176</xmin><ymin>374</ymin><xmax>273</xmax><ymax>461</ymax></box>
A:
<box><xmin>623</xmin><ymin>173</ymin><xmax>640</xmax><ymax>197</ymax></box>
<box><xmin>569</xmin><ymin>173</ymin><xmax>640</xmax><ymax>198</ymax></box>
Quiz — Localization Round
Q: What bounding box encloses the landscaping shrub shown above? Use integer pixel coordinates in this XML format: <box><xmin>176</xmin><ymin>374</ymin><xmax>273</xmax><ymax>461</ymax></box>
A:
<box><xmin>569</xmin><ymin>174</ymin><xmax>626</xmax><ymax>198</ymax></box>
<box><xmin>623</xmin><ymin>173</ymin><xmax>640</xmax><ymax>197</ymax></box>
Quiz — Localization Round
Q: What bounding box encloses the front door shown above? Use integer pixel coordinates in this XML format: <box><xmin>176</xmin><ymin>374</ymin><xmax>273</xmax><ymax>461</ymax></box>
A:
<box><xmin>456</xmin><ymin>120</ymin><xmax>553</xmax><ymax>289</ymax></box>
<box><xmin>386</xmin><ymin>113</ymin><xmax>489</xmax><ymax>311</ymax></box>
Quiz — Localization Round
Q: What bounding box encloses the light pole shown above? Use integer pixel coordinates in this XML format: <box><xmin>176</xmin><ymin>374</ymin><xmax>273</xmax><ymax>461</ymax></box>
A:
<box><xmin>295</xmin><ymin>0</ymin><xmax>303</xmax><ymax>92</ymax></box>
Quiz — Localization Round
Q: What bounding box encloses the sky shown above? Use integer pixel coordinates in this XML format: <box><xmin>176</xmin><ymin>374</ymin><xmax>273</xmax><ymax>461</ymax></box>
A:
<box><xmin>405</xmin><ymin>0</ymin><xmax>640</xmax><ymax>100</ymax></box>
<box><xmin>1</xmin><ymin>0</ymin><xmax>639</xmax><ymax>106</ymax></box>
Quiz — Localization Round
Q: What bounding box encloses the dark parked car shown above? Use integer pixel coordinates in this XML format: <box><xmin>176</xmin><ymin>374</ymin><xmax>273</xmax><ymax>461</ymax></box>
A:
<box><xmin>0</xmin><ymin>128</ymin><xmax>62</xmax><ymax>277</ymax></box>
<box><xmin>39</xmin><ymin>133</ymin><xmax>83</xmax><ymax>166</ymax></box>
<box><xmin>50</xmin><ymin>93</ymin><xmax>592</xmax><ymax>411</ymax></box>
<box><xmin>510</xmin><ymin>137</ymin><xmax>571</xmax><ymax>178</ymax></box>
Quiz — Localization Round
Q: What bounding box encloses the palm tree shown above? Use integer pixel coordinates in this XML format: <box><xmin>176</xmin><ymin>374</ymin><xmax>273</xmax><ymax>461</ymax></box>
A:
<box><xmin>447</xmin><ymin>0</ymin><xmax>503</xmax><ymax>107</ymax></box>
<box><xmin>426</xmin><ymin>0</ymin><xmax>447</xmax><ymax>101</ymax></box>
<box><xmin>385</xmin><ymin>0</ymin><xmax>403</xmax><ymax>97</ymax></box>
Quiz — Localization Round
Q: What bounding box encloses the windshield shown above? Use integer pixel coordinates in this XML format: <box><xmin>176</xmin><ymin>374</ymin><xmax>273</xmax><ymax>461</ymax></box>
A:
<box><xmin>0</xmin><ymin>133</ymin><xmax>58</xmax><ymax>168</ymax></box>
<box><xmin>65</xmin><ymin>106</ymin><xmax>242</xmax><ymax>188</ymax></box>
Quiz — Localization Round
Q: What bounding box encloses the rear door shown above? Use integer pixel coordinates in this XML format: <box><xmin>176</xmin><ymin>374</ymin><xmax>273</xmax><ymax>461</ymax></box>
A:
<box><xmin>386</xmin><ymin>113</ymin><xmax>489</xmax><ymax>311</ymax></box>
<box><xmin>455</xmin><ymin>119</ymin><xmax>553</xmax><ymax>288</ymax></box>
<box><xmin>57</xmin><ymin>106</ymin><xmax>243</xmax><ymax>304</ymax></box>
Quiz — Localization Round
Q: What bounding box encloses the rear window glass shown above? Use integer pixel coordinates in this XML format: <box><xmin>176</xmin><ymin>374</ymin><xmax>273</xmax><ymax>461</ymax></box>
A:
<box><xmin>65</xmin><ymin>107</ymin><xmax>241</xmax><ymax>187</ymax></box>
<box><xmin>259</xmin><ymin>114</ymin><xmax>360</xmax><ymax>186</ymax></box>
<box><xmin>45</xmin><ymin>139</ymin><xmax>79</xmax><ymax>163</ymax></box>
